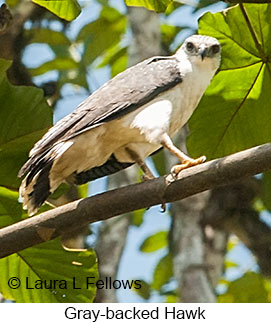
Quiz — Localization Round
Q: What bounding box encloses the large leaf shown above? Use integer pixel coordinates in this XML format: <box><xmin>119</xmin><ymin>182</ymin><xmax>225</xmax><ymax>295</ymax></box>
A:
<box><xmin>187</xmin><ymin>4</ymin><xmax>271</xmax><ymax>160</ymax></box>
<box><xmin>0</xmin><ymin>239</ymin><xmax>98</xmax><ymax>302</ymax></box>
<box><xmin>0</xmin><ymin>59</ymin><xmax>52</xmax><ymax>189</ymax></box>
<box><xmin>125</xmin><ymin>0</ymin><xmax>172</xmax><ymax>12</ymax></box>
<box><xmin>77</xmin><ymin>7</ymin><xmax>126</xmax><ymax>66</ymax></box>
<box><xmin>32</xmin><ymin>0</ymin><xmax>81</xmax><ymax>21</ymax></box>
<box><xmin>140</xmin><ymin>231</ymin><xmax>168</xmax><ymax>252</ymax></box>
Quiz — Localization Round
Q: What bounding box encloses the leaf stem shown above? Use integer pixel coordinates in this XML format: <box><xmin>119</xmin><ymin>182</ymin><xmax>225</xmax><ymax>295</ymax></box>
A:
<box><xmin>239</xmin><ymin>3</ymin><xmax>267</xmax><ymax>62</ymax></box>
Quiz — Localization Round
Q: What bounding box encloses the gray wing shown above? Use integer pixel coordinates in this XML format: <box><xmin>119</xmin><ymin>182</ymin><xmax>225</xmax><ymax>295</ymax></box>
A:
<box><xmin>19</xmin><ymin>56</ymin><xmax>182</xmax><ymax>177</ymax></box>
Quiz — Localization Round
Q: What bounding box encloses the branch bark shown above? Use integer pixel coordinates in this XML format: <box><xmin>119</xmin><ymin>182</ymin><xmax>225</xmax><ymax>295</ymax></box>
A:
<box><xmin>1</xmin><ymin>143</ymin><xmax>271</xmax><ymax>259</ymax></box>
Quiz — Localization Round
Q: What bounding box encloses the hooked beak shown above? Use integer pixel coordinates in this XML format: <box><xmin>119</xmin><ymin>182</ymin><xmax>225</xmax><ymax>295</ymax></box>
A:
<box><xmin>199</xmin><ymin>47</ymin><xmax>207</xmax><ymax>61</ymax></box>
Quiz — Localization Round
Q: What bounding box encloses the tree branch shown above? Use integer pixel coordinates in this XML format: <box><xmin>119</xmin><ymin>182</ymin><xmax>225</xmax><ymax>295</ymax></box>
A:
<box><xmin>1</xmin><ymin>143</ymin><xmax>271</xmax><ymax>259</ymax></box>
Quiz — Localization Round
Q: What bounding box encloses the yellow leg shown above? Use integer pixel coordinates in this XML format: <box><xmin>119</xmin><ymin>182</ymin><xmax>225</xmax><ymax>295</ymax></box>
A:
<box><xmin>160</xmin><ymin>133</ymin><xmax>206</xmax><ymax>177</ymax></box>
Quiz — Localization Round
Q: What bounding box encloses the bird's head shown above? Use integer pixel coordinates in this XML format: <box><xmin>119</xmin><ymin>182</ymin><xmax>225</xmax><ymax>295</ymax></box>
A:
<box><xmin>176</xmin><ymin>35</ymin><xmax>221</xmax><ymax>70</ymax></box>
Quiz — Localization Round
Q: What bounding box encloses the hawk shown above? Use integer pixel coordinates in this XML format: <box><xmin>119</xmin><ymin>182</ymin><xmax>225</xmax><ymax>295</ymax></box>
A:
<box><xmin>19</xmin><ymin>35</ymin><xmax>221</xmax><ymax>215</ymax></box>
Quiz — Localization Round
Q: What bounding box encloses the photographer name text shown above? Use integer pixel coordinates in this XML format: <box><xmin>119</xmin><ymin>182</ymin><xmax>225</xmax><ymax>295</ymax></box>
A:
<box><xmin>7</xmin><ymin>277</ymin><xmax>141</xmax><ymax>290</ymax></box>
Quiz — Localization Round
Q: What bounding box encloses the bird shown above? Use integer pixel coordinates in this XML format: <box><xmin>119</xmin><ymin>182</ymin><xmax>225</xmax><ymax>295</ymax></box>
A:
<box><xmin>19</xmin><ymin>35</ymin><xmax>221</xmax><ymax>215</ymax></box>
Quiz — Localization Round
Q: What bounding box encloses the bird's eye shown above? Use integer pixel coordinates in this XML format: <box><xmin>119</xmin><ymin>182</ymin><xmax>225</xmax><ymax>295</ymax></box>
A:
<box><xmin>186</xmin><ymin>42</ymin><xmax>194</xmax><ymax>51</ymax></box>
<box><xmin>211</xmin><ymin>44</ymin><xmax>220</xmax><ymax>54</ymax></box>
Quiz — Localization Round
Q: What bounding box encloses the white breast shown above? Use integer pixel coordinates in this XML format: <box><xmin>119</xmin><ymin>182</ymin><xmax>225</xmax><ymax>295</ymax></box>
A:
<box><xmin>122</xmin><ymin>55</ymin><xmax>216</xmax><ymax>142</ymax></box>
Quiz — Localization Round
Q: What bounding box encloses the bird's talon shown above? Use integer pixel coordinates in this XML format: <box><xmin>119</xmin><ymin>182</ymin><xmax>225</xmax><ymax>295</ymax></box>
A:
<box><xmin>171</xmin><ymin>156</ymin><xmax>206</xmax><ymax>177</ymax></box>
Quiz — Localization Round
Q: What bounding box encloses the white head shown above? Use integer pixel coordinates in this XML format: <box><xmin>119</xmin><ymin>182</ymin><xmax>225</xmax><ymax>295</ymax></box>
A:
<box><xmin>176</xmin><ymin>35</ymin><xmax>221</xmax><ymax>71</ymax></box>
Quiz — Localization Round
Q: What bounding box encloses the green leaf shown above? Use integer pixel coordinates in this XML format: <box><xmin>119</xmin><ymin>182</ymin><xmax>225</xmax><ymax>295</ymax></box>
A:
<box><xmin>29</xmin><ymin>57</ymin><xmax>78</xmax><ymax>76</ymax></box>
<box><xmin>0</xmin><ymin>59</ymin><xmax>52</xmax><ymax>189</ymax></box>
<box><xmin>224</xmin><ymin>260</ymin><xmax>238</xmax><ymax>269</ymax></box>
<box><xmin>25</xmin><ymin>28</ymin><xmax>71</xmax><ymax>46</ymax></box>
<box><xmin>5</xmin><ymin>0</ymin><xmax>20</xmax><ymax>8</ymax></box>
<box><xmin>187</xmin><ymin>4</ymin><xmax>271</xmax><ymax>160</ymax></box>
<box><xmin>132</xmin><ymin>279</ymin><xmax>151</xmax><ymax>300</ymax></box>
<box><xmin>253</xmin><ymin>197</ymin><xmax>266</xmax><ymax>212</ymax></box>
<box><xmin>132</xmin><ymin>208</ymin><xmax>145</xmax><ymax>227</ymax></box>
<box><xmin>0</xmin><ymin>239</ymin><xmax>98</xmax><ymax>302</ymax></box>
<box><xmin>125</xmin><ymin>0</ymin><xmax>172</xmax><ymax>13</ymax></box>
<box><xmin>77</xmin><ymin>7</ymin><xmax>124</xmax><ymax>41</ymax></box>
<box><xmin>140</xmin><ymin>231</ymin><xmax>168</xmax><ymax>252</ymax></box>
<box><xmin>152</xmin><ymin>149</ymin><xmax>167</xmax><ymax>176</ymax></box>
<box><xmin>227</xmin><ymin>239</ymin><xmax>237</xmax><ymax>251</ymax></box>
<box><xmin>58</xmin><ymin>65</ymin><xmax>89</xmax><ymax>90</ymax></box>
<box><xmin>166</xmin><ymin>293</ymin><xmax>178</xmax><ymax>302</ymax></box>
<box><xmin>98</xmin><ymin>46</ymin><xmax>127</xmax><ymax>68</ymax></box>
<box><xmin>77</xmin><ymin>7</ymin><xmax>126</xmax><ymax>66</ymax></box>
<box><xmin>0</xmin><ymin>58</ymin><xmax>11</xmax><ymax>83</ymax></box>
<box><xmin>218</xmin><ymin>278</ymin><xmax>230</xmax><ymax>286</ymax></box>
<box><xmin>193</xmin><ymin>0</ymin><xmax>219</xmax><ymax>13</ymax></box>
<box><xmin>164</xmin><ymin>0</ymin><xmax>184</xmax><ymax>15</ymax></box>
<box><xmin>218</xmin><ymin>272</ymin><xmax>269</xmax><ymax>303</ymax></box>
<box><xmin>49</xmin><ymin>183</ymin><xmax>70</xmax><ymax>200</ymax></box>
<box><xmin>78</xmin><ymin>183</ymin><xmax>89</xmax><ymax>199</ymax></box>
<box><xmin>0</xmin><ymin>187</ymin><xmax>25</xmax><ymax>228</ymax></box>
<box><xmin>98</xmin><ymin>45</ymin><xmax>127</xmax><ymax>77</ymax></box>
<box><xmin>111</xmin><ymin>55</ymin><xmax>127</xmax><ymax>77</ymax></box>
<box><xmin>32</xmin><ymin>0</ymin><xmax>81</xmax><ymax>21</ymax></box>
<box><xmin>152</xmin><ymin>253</ymin><xmax>173</xmax><ymax>291</ymax></box>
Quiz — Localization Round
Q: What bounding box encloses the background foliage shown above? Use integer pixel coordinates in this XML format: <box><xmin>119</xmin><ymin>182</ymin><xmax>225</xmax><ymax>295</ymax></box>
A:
<box><xmin>0</xmin><ymin>0</ymin><xmax>271</xmax><ymax>303</ymax></box>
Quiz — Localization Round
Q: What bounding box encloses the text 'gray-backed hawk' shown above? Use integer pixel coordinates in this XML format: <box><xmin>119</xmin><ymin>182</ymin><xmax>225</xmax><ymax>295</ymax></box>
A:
<box><xmin>19</xmin><ymin>35</ymin><xmax>221</xmax><ymax>215</ymax></box>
